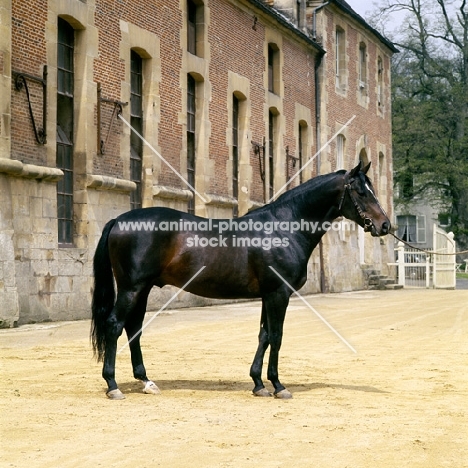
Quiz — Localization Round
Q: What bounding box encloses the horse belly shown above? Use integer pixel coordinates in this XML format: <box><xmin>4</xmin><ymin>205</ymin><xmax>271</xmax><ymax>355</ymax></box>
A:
<box><xmin>160</xmin><ymin>248</ymin><xmax>260</xmax><ymax>299</ymax></box>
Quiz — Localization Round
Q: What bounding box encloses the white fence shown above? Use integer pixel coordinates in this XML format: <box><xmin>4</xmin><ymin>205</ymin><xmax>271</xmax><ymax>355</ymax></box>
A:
<box><xmin>433</xmin><ymin>225</ymin><xmax>456</xmax><ymax>288</ymax></box>
<box><xmin>391</xmin><ymin>224</ymin><xmax>456</xmax><ymax>289</ymax></box>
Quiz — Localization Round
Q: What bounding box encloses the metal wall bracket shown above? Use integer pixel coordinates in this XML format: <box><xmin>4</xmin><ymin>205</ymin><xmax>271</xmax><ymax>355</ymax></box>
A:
<box><xmin>97</xmin><ymin>83</ymin><xmax>128</xmax><ymax>155</ymax></box>
<box><xmin>252</xmin><ymin>137</ymin><xmax>265</xmax><ymax>182</ymax></box>
<box><xmin>13</xmin><ymin>66</ymin><xmax>48</xmax><ymax>145</ymax></box>
<box><xmin>252</xmin><ymin>138</ymin><xmax>266</xmax><ymax>202</ymax></box>
<box><xmin>286</xmin><ymin>146</ymin><xmax>300</xmax><ymax>188</ymax></box>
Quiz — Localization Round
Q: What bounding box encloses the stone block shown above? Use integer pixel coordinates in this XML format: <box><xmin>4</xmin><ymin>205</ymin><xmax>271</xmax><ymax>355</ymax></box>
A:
<box><xmin>15</xmin><ymin>233</ymin><xmax>33</xmax><ymax>249</ymax></box>
<box><xmin>55</xmin><ymin>276</ymin><xmax>73</xmax><ymax>294</ymax></box>
<box><xmin>42</xmin><ymin>199</ymin><xmax>57</xmax><ymax>218</ymax></box>
<box><xmin>30</xmin><ymin>196</ymin><xmax>43</xmax><ymax>219</ymax></box>
<box><xmin>13</xmin><ymin>194</ymin><xmax>30</xmax><ymax>216</ymax></box>
<box><xmin>31</xmin><ymin>259</ymin><xmax>52</xmax><ymax>276</ymax></box>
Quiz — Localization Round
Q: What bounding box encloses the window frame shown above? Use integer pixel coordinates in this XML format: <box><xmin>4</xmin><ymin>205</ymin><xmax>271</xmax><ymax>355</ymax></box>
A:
<box><xmin>56</xmin><ymin>17</ymin><xmax>75</xmax><ymax>247</ymax></box>
<box><xmin>130</xmin><ymin>49</ymin><xmax>144</xmax><ymax>210</ymax></box>
<box><xmin>232</xmin><ymin>94</ymin><xmax>239</xmax><ymax>217</ymax></box>
<box><xmin>187</xmin><ymin>74</ymin><xmax>196</xmax><ymax>214</ymax></box>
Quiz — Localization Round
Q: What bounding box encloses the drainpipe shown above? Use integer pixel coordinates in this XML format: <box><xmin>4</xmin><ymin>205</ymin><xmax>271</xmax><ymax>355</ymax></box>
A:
<box><xmin>315</xmin><ymin>51</ymin><xmax>328</xmax><ymax>294</ymax></box>
<box><xmin>312</xmin><ymin>3</ymin><xmax>328</xmax><ymax>293</ymax></box>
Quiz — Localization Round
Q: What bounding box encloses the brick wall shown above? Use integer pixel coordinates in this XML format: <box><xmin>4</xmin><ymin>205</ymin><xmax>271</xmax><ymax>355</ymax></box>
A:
<box><xmin>11</xmin><ymin>0</ymin><xmax>47</xmax><ymax>164</ymax></box>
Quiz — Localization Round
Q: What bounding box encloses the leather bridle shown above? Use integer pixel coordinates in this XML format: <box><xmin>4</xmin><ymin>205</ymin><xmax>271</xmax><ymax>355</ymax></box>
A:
<box><xmin>338</xmin><ymin>179</ymin><xmax>374</xmax><ymax>232</ymax></box>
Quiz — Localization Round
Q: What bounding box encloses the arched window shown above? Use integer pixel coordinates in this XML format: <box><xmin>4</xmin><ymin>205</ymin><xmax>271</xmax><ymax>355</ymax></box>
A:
<box><xmin>377</xmin><ymin>56</ymin><xmax>384</xmax><ymax>108</ymax></box>
<box><xmin>232</xmin><ymin>94</ymin><xmax>239</xmax><ymax>217</ymax></box>
<box><xmin>336</xmin><ymin>134</ymin><xmax>345</xmax><ymax>170</ymax></box>
<box><xmin>359</xmin><ymin>42</ymin><xmax>367</xmax><ymax>91</ymax></box>
<box><xmin>268</xmin><ymin>43</ymin><xmax>280</xmax><ymax>95</ymax></box>
<box><xmin>335</xmin><ymin>27</ymin><xmax>345</xmax><ymax>90</ymax></box>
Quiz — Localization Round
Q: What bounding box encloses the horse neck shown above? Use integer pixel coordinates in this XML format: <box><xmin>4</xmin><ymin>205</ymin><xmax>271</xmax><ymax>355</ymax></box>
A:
<box><xmin>283</xmin><ymin>173</ymin><xmax>344</xmax><ymax>222</ymax></box>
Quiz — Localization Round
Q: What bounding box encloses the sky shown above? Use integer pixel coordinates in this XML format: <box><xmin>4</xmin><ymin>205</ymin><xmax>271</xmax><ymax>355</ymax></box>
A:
<box><xmin>344</xmin><ymin>0</ymin><xmax>375</xmax><ymax>19</ymax></box>
<box><xmin>341</xmin><ymin>0</ymin><xmax>408</xmax><ymax>37</ymax></box>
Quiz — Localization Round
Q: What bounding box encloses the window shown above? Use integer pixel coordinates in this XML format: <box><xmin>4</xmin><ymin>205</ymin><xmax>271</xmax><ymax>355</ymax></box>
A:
<box><xmin>232</xmin><ymin>95</ymin><xmax>239</xmax><ymax>217</ymax></box>
<box><xmin>378</xmin><ymin>152</ymin><xmax>385</xmax><ymax>195</ymax></box>
<box><xmin>377</xmin><ymin>56</ymin><xmax>383</xmax><ymax>107</ymax></box>
<box><xmin>187</xmin><ymin>0</ymin><xmax>204</xmax><ymax>57</ymax></box>
<box><xmin>438</xmin><ymin>213</ymin><xmax>451</xmax><ymax>227</ymax></box>
<box><xmin>336</xmin><ymin>134</ymin><xmax>345</xmax><ymax>170</ymax></box>
<box><xmin>57</xmin><ymin>17</ymin><xmax>74</xmax><ymax>246</ymax></box>
<box><xmin>296</xmin><ymin>0</ymin><xmax>303</xmax><ymax>29</ymax></box>
<box><xmin>298</xmin><ymin>121</ymin><xmax>307</xmax><ymax>184</ymax></box>
<box><xmin>359</xmin><ymin>42</ymin><xmax>367</xmax><ymax>91</ymax></box>
<box><xmin>268</xmin><ymin>110</ymin><xmax>276</xmax><ymax>199</ymax></box>
<box><xmin>268</xmin><ymin>44</ymin><xmax>279</xmax><ymax>95</ymax></box>
<box><xmin>187</xmin><ymin>74</ymin><xmax>196</xmax><ymax>214</ymax></box>
<box><xmin>187</xmin><ymin>0</ymin><xmax>197</xmax><ymax>55</ymax></box>
<box><xmin>130</xmin><ymin>50</ymin><xmax>143</xmax><ymax>210</ymax></box>
<box><xmin>335</xmin><ymin>27</ymin><xmax>345</xmax><ymax>90</ymax></box>
<box><xmin>397</xmin><ymin>215</ymin><xmax>426</xmax><ymax>244</ymax></box>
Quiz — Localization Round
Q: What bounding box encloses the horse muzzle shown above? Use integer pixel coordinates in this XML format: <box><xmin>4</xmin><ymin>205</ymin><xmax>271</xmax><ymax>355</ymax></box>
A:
<box><xmin>369</xmin><ymin>220</ymin><xmax>391</xmax><ymax>237</ymax></box>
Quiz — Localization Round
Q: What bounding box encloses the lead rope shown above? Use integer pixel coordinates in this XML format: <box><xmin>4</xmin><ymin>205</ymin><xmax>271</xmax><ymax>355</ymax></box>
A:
<box><xmin>390</xmin><ymin>232</ymin><xmax>468</xmax><ymax>256</ymax></box>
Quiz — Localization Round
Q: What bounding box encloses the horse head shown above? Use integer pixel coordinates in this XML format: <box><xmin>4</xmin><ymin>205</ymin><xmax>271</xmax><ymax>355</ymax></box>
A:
<box><xmin>338</xmin><ymin>161</ymin><xmax>391</xmax><ymax>237</ymax></box>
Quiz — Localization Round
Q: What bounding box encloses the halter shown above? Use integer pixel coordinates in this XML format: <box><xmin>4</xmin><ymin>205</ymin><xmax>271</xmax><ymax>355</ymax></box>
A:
<box><xmin>338</xmin><ymin>179</ymin><xmax>374</xmax><ymax>232</ymax></box>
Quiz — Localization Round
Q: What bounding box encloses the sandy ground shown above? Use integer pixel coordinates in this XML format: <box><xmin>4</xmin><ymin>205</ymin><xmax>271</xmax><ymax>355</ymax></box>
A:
<box><xmin>1</xmin><ymin>288</ymin><xmax>467</xmax><ymax>468</ymax></box>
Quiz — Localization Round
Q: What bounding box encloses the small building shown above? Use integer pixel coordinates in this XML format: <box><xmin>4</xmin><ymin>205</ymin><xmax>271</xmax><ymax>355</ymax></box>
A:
<box><xmin>0</xmin><ymin>0</ymin><xmax>397</xmax><ymax>327</ymax></box>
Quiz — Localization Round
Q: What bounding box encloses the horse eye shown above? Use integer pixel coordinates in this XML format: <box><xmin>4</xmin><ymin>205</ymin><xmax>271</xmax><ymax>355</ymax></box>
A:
<box><xmin>352</xmin><ymin>181</ymin><xmax>366</xmax><ymax>196</ymax></box>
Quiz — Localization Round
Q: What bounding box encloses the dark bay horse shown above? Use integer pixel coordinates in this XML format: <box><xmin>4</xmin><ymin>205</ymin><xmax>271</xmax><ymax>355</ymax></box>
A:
<box><xmin>91</xmin><ymin>162</ymin><xmax>390</xmax><ymax>399</ymax></box>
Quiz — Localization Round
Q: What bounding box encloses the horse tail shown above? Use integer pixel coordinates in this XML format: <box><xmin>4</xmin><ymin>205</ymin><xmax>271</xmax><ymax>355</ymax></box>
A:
<box><xmin>91</xmin><ymin>219</ymin><xmax>116</xmax><ymax>362</ymax></box>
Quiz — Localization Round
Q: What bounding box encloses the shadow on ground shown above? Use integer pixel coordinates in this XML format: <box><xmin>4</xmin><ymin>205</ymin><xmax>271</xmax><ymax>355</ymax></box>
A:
<box><xmin>117</xmin><ymin>379</ymin><xmax>388</xmax><ymax>395</ymax></box>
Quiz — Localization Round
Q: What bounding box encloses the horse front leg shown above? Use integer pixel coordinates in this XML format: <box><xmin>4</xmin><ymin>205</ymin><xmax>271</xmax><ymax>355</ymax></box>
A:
<box><xmin>264</xmin><ymin>288</ymin><xmax>292</xmax><ymax>399</ymax></box>
<box><xmin>250</xmin><ymin>304</ymin><xmax>271</xmax><ymax>396</ymax></box>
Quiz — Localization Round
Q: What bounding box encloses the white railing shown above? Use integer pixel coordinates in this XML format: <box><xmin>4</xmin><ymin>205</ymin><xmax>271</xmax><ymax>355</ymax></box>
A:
<box><xmin>390</xmin><ymin>225</ymin><xmax>456</xmax><ymax>289</ymax></box>
<box><xmin>393</xmin><ymin>243</ymin><xmax>431</xmax><ymax>288</ymax></box>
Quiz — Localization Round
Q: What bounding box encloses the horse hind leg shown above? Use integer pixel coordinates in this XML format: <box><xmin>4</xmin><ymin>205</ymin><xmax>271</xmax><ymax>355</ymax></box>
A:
<box><xmin>124</xmin><ymin>287</ymin><xmax>160</xmax><ymax>395</ymax></box>
<box><xmin>102</xmin><ymin>287</ymin><xmax>151</xmax><ymax>399</ymax></box>
<box><xmin>101</xmin><ymin>293</ymin><xmax>128</xmax><ymax>399</ymax></box>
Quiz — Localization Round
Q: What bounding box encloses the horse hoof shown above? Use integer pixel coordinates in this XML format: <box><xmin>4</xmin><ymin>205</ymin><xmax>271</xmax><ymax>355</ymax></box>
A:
<box><xmin>143</xmin><ymin>380</ymin><xmax>161</xmax><ymax>395</ymax></box>
<box><xmin>106</xmin><ymin>389</ymin><xmax>125</xmax><ymax>400</ymax></box>
<box><xmin>253</xmin><ymin>388</ymin><xmax>272</xmax><ymax>397</ymax></box>
<box><xmin>274</xmin><ymin>389</ymin><xmax>293</xmax><ymax>399</ymax></box>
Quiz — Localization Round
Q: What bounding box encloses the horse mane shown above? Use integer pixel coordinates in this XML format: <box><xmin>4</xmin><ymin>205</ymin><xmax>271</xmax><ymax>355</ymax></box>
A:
<box><xmin>248</xmin><ymin>170</ymin><xmax>346</xmax><ymax>215</ymax></box>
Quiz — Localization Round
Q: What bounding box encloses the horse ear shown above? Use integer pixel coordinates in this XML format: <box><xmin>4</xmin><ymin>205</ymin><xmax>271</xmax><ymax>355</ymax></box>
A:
<box><xmin>362</xmin><ymin>162</ymin><xmax>371</xmax><ymax>175</ymax></box>
<box><xmin>349</xmin><ymin>161</ymin><xmax>362</xmax><ymax>178</ymax></box>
